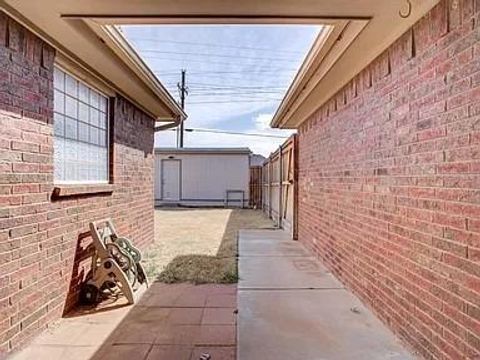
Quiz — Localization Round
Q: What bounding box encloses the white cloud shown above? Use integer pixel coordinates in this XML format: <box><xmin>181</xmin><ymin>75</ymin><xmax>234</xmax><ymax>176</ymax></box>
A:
<box><xmin>254</xmin><ymin>113</ymin><xmax>273</xmax><ymax>131</ymax></box>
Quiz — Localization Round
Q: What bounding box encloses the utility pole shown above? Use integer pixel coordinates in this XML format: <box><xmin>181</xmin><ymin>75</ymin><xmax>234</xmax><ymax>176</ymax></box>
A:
<box><xmin>177</xmin><ymin>69</ymin><xmax>187</xmax><ymax>148</ymax></box>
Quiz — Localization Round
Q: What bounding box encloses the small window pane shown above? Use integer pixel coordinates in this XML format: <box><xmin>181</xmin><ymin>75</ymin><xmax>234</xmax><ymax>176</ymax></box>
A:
<box><xmin>77</xmin><ymin>142</ymin><xmax>88</xmax><ymax>181</ymax></box>
<box><xmin>54</xmin><ymin>113</ymin><xmax>65</xmax><ymax>136</ymax></box>
<box><xmin>65</xmin><ymin>96</ymin><xmax>77</xmax><ymax>118</ymax></box>
<box><xmin>65</xmin><ymin>117</ymin><xmax>77</xmax><ymax>140</ymax></box>
<box><xmin>79</xmin><ymin>83</ymin><xmax>89</xmax><ymax>103</ymax></box>
<box><xmin>90</xmin><ymin>108</ymin><xmax>99</xmax><ymax>127</ymax></box>
<box><xmin>53</xmin><ymin>139</ymin><xmax>64</xmax><ymax>181</ymax></box>
<box><xmin>54</xmin><ymin>68</ymin><xmax>64</xmax><ymax>91</ymax></box>
<box><xmin>98</xmin><ymin>112</ymin><xmax>107</xmax><ymax>129</ymax></box>
<box><xmin>65</xmin><ymin>161</ymin><xmax>77</xmax><ymax>181</ymax></box>
<box><xmin>54</xmin><ymin>90</ymin><xmax>64</xmax><ymax>113</ymax></box>
<box><xmin>89</xmin><ymin>127</ymin><xmax>99</xmax><ymax>145</ymax></box>
<box><xmin>65</xmin><ymin>74</ymin><xmax>77</xmax><ymax>96</ymax></box>
<box><xmin>90</xmin><ymin>91</ymin><xmax>99</xmax><ymax>109</ymax></box>
<box><xmin>98</xmin><ymin>130</ymin><xmax>106</xmax><ymax>147</ymax></box>
<box><xmin>79</xmin><ymin>122</ymin><xmax>89</xmax><ymax>142</ymax></box>
<box><xmin>65</xmin><ymin>139</ymin><xmax>77</xmax><ymax>161</ymax></box>
<box><xmin>79</xmin><ymin>103</ymin><xmax>89</xmax><ymax>123</ymax></box>
<box><xmin>99</xmin><ymin>97</ymin><xmax>107</xmax><ymax>112</ymax></box>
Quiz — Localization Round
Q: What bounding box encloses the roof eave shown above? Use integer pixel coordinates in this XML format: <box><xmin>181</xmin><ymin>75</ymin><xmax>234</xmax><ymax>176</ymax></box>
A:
<box><xmin>271</xmin><ymin>0</ymin><xmax>440</xmax><ymax>129</ymax></box>
<box><xmin>97</xmin><ymin>24</ymin><xmax>187</xmax><ymax>121</ymax></box>
<box><xmin>0</xmin><ymin>2</ymin><xmax>186</xmax><ymax>123</ymax></box>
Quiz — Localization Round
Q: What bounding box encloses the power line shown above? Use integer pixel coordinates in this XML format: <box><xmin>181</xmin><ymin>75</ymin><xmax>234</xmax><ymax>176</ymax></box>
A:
<box><xmin>169</xmin><ymin>127</ymin><xmax>289</xmax><ymax>139</ymax></box>
<box><xmin>140</xmin><ymin>49</ymin><xmax>297</xmax><ymax>62</ymax></box>
<box><xmin>181</xmin><ymin>83</ymin><xmax>286</xmax><ymax>89</ymax></box>
<box><xmin>143</xmin><ymin>55</ymin><xmax>294</xmax><ymax>68</ymax></box>
<box><xmin>188</xmin><ymin>92</ymin><xmax>285</xmax><ymax>97</ymax></box>
<box><xmin>156</xmin><ymin>69</ymin><xmax>295</xmax><ymax>76</ymax></box>
<box><xmin>155</xmin><ymin>70</ymin><xmax>295</xmax><ymax>82</ymax></box>
<box><xmin>166</xmin><ymin>82</ymin><xmax>286</xmax><ymax>90</ymax></box>
<box><xmin>126</xmin><ymin>37</ymin><xmax>305</xmax><ymax>55</ymax></box>
<box><xmin>160</xmin><ymin>74</ymin><xmax>294</xmax><ymax>84</ymax></box>
<box><xmin>187</xmin><ymin>99</ymin><xmax>283</xmax><ymax>104</ymax></box>
<box><xmin>163</xmin><ymin>84</ymin><xmax>287</xmax><ymax>90</ymax></box>
<box><xmin>189</xmin><ymin>89</ymin><xmax>285</xmax><ymax>93</ymax></box>
<box><xmin>163</xmin><ymin>87</ymin><xmax>288</xmax><ymax>94</ymax></box>
<box><xmin>157</xmin><ymin>72</ymin><xmax>295</xmax><ymax>82</ymax></box>
<box><xmin>188</xmin><ymin>88</ymin><xmax>285</xmax><ymax>91</ymax></box>
<box><xmin>173</xmin><ymin>82</ymin><xmax>283</xmax><ymax>89</ymax></box>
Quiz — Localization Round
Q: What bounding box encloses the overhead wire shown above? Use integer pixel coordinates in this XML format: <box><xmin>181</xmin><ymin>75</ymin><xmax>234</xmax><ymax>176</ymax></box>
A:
<box><xmin>187</xmin><ymin>99</ymin><xmax>283</xmax><ymax>104</ymax></box>
<box><xmin>125</xmin><ymin>31</ymin><xmax>306</xmax><ymax>109</ymax></box>
<box><xmin>156</xmin><ymin>69</ymin><xmax>296</xmax><ymax>76</ymax></box>
<box><xmin>169</xmin><ymin>127</ymin><xmax>290</xmax><ymax>139</ymax></box>
<box><xmin>125</xmin><ymin>37</ymin><xmax>305</xmax><ymax>54</ymax></box>
<box><xmin>142</xmin><ymin>55</ymin><xmax>292</xmax><ymax>67</ymax></box>
<box><xmin>140</xmin><ymin>49</ymin><xmax>297</xmax><ymax>62</ymax></box>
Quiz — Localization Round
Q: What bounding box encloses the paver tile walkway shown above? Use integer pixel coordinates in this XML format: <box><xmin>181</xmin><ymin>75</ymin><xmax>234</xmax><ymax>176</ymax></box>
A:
<box><xmin>11</xmin><ymin>283</ymin><xmax>237</xmax><ymax>360</ymax></box>
<box><xmin>237</xmin><ymin>229</ymin><xmax>414</xmax><ymax>360</ymax></box>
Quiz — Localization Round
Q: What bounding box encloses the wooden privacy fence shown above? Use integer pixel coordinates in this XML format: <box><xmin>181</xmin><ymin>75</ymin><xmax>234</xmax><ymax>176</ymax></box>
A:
<box><xmin>262</xmin><ymin>134</ymin><xmax>298</xmax><ymax>239</ymax></box>
<box><xmin>249</xmin><ymin>166</ymin><xmax>263</xmax><ymax>209</ymax></box>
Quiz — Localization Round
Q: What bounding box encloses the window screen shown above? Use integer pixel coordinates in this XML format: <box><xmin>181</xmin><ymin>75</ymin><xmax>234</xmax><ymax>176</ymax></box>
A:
<box><xmin>53</xmin><ymin>67</ymin><xmax>109</xmax><ymax>183</ymax></box>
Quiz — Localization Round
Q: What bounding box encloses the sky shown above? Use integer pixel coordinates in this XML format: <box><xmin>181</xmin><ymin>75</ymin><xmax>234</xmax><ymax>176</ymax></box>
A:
<box><xmin>122</xmin><ymin>25</ymin><xmax>320</xmax><ymax>156</ymax></box>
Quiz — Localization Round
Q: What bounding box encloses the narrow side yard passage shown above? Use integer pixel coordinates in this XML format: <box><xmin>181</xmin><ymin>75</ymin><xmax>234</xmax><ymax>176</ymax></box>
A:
<box><xmin>237</xmin><ymin>229</ymin><xmax>414</xmax><ymax>360</ymax></box>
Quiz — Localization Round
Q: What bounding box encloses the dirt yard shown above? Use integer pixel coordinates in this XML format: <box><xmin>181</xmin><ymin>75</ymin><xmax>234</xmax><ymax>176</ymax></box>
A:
<box><xmin>144</xmin><ymin>208</ymin><xmax>274</xmax><ymax>284</ymax></box>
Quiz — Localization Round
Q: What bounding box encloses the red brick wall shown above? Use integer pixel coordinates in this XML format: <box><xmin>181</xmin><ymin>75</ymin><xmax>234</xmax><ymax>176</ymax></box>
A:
<box><xmin>0</xmin><ymin>13</ymin><xmax>155</xmax><ymax>353</ymax></box>
<box><xmin>298</xmin><ymin>1</ymin><xmax>480</xmax><ymax>358</ymax></box>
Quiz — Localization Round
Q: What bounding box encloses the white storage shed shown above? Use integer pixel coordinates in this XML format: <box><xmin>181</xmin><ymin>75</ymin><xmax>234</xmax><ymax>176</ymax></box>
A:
<box><xmin>154</xmin><ymin>148</ymin><xmax>251</xmax><ymax>207</ymax></box>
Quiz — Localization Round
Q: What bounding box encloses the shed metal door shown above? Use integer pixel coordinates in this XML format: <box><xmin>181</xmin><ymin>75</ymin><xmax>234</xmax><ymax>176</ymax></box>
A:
<box><xmin>162</xmin><ymin>160</ymin><xmax>181</xmax><ymax>201</ymax></box>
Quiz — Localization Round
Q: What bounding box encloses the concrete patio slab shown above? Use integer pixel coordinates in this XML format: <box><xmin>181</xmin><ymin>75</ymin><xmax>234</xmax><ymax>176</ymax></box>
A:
<box><xmin>237</xmin><ymin>229</ymin><xmax>413</xmax><ymax>360</ymax></box>
<box><xmin>239</xmin><ymin>229</ymin><xmax>291</xmax><ymax>241</ymax></box>
<box><xmin>239</xmin><ymin>238</ymin><xmax>311</xmax><ymax>257</ymax></box>
<box><xmin>239</xmin><ymin>229</ymin><xmax>306</xmax><ymax>251</ymax></box>
<box><xmin>238</xmin><ymin>289</ymin><xmax>411</xmax><ymax>360</ymax></box>
<box><xmin>239</xmin><ymin>256</ymin><xmax>342</xmax><ymax>289</ymax></box>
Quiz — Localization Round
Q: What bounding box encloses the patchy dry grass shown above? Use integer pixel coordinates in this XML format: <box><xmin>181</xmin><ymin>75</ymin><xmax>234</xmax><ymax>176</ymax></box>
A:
<box><xmin>144</xmin><ymin>208</ymin><xmax>273</xmax><ymax>284</ymax></box>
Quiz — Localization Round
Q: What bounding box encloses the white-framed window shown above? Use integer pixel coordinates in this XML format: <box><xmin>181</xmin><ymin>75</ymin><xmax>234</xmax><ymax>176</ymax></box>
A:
<box><xmin>53</xmin><ymin>67</ymin><xmax>109</xmax><ymax>183</ymax></box>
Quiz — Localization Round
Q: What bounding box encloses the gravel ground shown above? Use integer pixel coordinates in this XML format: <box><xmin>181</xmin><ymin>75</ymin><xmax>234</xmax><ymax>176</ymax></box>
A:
<box><xmin>144</xmin><ymin>208</ymin><xmax>274</xmax><ymax>284</ymax></box>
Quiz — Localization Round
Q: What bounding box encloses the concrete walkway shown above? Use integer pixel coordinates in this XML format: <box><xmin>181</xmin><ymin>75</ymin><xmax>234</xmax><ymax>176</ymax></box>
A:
<box><xmin>237</xmin><ymin>229</ymin><xmax>413</xmax><ymax>360</ymax></box>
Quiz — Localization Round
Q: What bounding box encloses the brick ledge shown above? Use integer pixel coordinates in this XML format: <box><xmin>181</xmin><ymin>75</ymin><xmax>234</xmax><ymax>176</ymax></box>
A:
<box><xmin>52</xmin><ymin>184</ymin><xmax>114</xmax><ymax>198</ymax></box>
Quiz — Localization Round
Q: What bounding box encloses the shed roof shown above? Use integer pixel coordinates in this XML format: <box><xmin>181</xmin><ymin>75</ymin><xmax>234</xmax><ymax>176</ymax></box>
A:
<box><xmin>155</xmin><ymin>147</ymin><xmax>251</xmax><ymax>155</ymax></box>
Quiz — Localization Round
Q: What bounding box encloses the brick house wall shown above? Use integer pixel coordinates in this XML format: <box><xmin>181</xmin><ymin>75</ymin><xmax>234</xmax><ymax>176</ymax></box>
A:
<box><xmin>298</xmin><ymin>1</ymin><xmax>480</xmax><ymax>358</ymax></box>
<box><xmin>0</xmin><ymin>13</ymin><xmax>155</xmax><ymax>352</ymax></box>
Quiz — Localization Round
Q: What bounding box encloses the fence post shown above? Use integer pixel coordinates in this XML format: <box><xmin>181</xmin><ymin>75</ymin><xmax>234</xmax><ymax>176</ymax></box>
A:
<box><xmin>278</xmin><ymin>145</ymin><xmax>283</xmax><ymax>229</ymax></box>
<box><xmin>269</xmin><ymin>159</ymin><xmax>272</xmax><ymax>219</ymax></box>
<box><xmin>293</xmin><ymin>134</ymin><xmax>299</xmax><ymax>240</ymax></box>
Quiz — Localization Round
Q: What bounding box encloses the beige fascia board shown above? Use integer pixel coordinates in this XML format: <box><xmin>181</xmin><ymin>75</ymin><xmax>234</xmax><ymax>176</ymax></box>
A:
<box><xmin>271</xmin><ymin>19</ymin><xmax>369</xmax><ymax>128</ymax></box>
<box><xmin>271</xmin><ymin>22</ymin><xmax>340</xmax><ymax>128</ymax></box>
<box><xmin>61</xmin><ymin>15</ymin><xmax>369</xmax><ymax>25</ymax></box>
<box><xmin>155</xmin><ymin>120</ymin><xmax>180</xmax><ymax>132</ymax></box>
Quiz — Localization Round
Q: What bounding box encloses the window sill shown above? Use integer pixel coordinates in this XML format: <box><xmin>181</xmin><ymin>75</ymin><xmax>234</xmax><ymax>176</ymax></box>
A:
<box><xmin>52</xmin><ymin>184</ymin><xmax>114</xmax><ymax>198</ymax></box>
